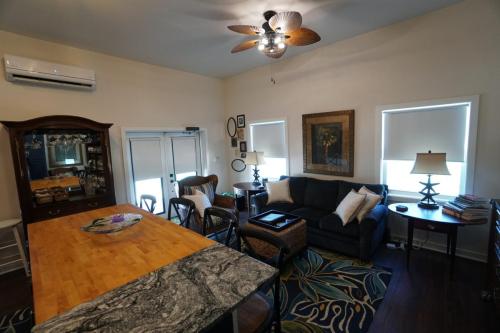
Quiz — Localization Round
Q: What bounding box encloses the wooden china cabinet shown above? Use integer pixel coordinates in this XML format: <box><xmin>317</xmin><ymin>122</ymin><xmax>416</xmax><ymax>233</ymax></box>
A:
<box><xmin>1</xmin><ymin>115</ymin><xmax>116</xmax><ymax>231</ymax></box>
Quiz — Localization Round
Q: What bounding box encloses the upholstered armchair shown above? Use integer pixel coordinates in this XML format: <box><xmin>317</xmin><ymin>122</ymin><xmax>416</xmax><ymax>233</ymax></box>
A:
<box><xmin>175</xmin><ymin>175</ymin><xmax>237</xmax><ymax>235</ymax></box>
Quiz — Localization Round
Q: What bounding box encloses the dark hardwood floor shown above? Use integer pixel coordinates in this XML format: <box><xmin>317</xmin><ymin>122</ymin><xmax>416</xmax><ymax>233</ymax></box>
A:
<box><xmin>370</xmin><ymin>246</ymin><xmax>499</xmax><ymax>333</ymax></box>
<box><xmin>0</xmin><ymin>232</ymin><xmax>498</xmax><ymax>332</ymax></box>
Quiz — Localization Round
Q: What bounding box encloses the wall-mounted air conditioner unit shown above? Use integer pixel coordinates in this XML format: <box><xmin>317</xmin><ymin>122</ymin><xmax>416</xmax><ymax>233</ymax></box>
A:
<box><xmin>3</xmin><ymin>54</ymin><xmax>96</xmax><ymax>90</ymax></box>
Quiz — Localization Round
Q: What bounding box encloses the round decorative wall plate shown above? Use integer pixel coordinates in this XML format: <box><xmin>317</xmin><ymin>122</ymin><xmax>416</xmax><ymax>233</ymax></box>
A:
<box><xmin>81</xmin><ymin>213</ymin><xmax>142</xmax><ymax>234</ymax></box>
<box><xmin>231</xmin><ymin>158</ymin><xmax>246</xmax><ymax>172</ymax></box>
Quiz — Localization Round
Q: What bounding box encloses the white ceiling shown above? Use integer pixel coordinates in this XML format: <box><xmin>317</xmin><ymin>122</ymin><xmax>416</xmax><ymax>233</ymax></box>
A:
<box><xmin>0</xmin><ymin>0</ymin><xmax>461</xmax><ymax>78</ymax></box>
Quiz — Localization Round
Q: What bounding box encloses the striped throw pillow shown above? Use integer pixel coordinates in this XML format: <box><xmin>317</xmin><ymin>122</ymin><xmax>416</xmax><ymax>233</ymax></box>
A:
<box><xmin>185</xmin><ymin>182</ymin><xmax>215</xmax><ymax>204</ymax></box>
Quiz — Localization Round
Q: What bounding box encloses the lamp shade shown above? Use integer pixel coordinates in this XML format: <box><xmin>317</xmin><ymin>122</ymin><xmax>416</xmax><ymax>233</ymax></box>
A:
<box><xmin>410</xmin><ymin>152</ymin><xmax>450</xmax><ymax>175</ymax></box>
<box><xmin>245</xmin><ymin>151</ymin><xmax>265</xmax><ymax>166</ymax></box>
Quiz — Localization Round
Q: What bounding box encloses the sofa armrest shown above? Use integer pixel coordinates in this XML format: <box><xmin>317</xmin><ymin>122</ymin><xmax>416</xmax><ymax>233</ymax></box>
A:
<box><xmin>213</xmin><ymin>194</ymin><xmax>236</xmax><ymax>209</ymax></box>
<box><xmin>251</xmin><ymin>192</ymin><xmax>268</xmax><ymax>215</ymax></box>
<box><xmin>359</xmin><ymin>204</ymin><xmax>388</xmax><ymax>260</ymax></box>
<box><xmin>360</xmin><ymin>204</ymin><xmax>387</xmax><ymax>230</ymax></box>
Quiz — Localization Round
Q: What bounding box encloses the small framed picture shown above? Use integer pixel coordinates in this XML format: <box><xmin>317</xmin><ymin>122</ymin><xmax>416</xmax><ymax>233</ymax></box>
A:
<box><xmin>237</xmin><ymin>114</ymin><xmax>245</xmax><ymax>128</ymax></box>
<box><xmin>240</xmin><ymin>152</ymin><xmax>246</xmax><ymax>159</ymax></box>
<box><xmin>231</xmin><ymin>137</ymin><xmax>238</xmax><ymax>147</ymax></box>
<box><xmin>237</xmin><ymin>128</ymin><xmax>245</xmax><ymax>140</ymax></box>
<box><xmin>239</xmin><ymin>141</ymin><xmax>247</xmax><ymax>152</ymax></box>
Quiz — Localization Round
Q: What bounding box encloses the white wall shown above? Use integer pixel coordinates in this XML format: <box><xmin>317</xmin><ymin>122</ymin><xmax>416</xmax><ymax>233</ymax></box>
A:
<box><xmin>0</xmin><ymin>30</ymin><xmax>227</xmax><ymax>223</ymax></box>
<box><xmin>224</xmin><ymin>0</ymin><xmax>500</xmax><ymax>261</ymax></box>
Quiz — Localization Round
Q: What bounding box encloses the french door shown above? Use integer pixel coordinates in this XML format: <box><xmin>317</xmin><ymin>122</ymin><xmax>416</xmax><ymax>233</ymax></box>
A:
<box><xmin>127</xmin><ymin>131</ymin><xmax>202</xmax><ymax>215</ymax></box>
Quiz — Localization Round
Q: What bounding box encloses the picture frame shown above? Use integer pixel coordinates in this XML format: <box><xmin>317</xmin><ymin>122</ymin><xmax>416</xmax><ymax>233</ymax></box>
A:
<box><xmin>237</xmin><ymin>114</ymin><xmax>245</xmax><ymax>128</ymax></box>
<box><xmin>236</xmin><ymin>128</ymin><xmax>245</xmax><ymax>141</ymax></box>
<box><xmin>231</xmin><ymin>137</ymin><xmax>238</xmax><ymax>147</ymax></box>
<box><xmin>226</xmin><ymin>117</ymin><xmax>237</xmax><ymax>137</ymax></box>
<box><xmin>302</xmin><ymin>110</ymin><xmax>354</xmax><ymax>177</ymax></box>
<box><xmin>239</xmin><ymin>141</ymin><xmax>247</xmax><ymax>153</ymax></box>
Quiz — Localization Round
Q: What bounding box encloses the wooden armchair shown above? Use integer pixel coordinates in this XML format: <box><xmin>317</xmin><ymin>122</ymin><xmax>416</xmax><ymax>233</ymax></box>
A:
<box><xmin>175</xmin><ymin>175</ymin><xmax>237</xmax><ymax>235</ymax></box>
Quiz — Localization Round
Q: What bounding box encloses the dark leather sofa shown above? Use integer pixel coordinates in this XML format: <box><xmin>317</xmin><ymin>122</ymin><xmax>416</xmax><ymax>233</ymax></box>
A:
<box><xmin>251</xmin><ymin>176</ymin><xmax>388</xmax><ymax>260</ymax></box>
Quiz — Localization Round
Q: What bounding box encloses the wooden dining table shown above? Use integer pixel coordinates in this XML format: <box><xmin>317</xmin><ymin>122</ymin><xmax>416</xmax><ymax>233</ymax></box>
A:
<box><xmin>29</xmin><ymin>204</ymin><xmax>277</xmax><ymax>332</ymax></box>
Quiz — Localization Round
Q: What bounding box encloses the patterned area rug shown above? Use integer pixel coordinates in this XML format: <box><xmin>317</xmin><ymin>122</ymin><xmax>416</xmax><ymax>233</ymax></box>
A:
<box><xmin>0</xmin><ymin>308</ymin><xmax>33</xmax><ymax>333</ymax></box>
<box><xmin>277</xmin><ymin>248</ymin><xmax>392</xmax><ymax>333</ymax></box>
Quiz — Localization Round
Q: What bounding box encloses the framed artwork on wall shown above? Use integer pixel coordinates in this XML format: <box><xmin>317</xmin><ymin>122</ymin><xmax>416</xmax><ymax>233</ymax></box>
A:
<box><xmin>237</xmin><ymin>114</ymin><xmax>245</xmax><ymax>128</ymax></box>
<box><xmin>231</xmin><ymin>137</ymin><xmax>238</xmax><ymax>147</ymax></box>
<box><xmin>237</xmin><ymin>128</ymin><xmax>245</xmax><ymax>140</ymax></box>
<box><xmin>302</xmin><ymin>110</ymin><xmax>355</xmax><ymax>177</ymax></box>
<box><xmin>227</xmin><ymin>117</ymin><xmax>237</xmax><ymax>137</ymax></box>
<box><xmin>239</xmin><ymin>141</ymin><xmax>247</xmax><ymax>152</ymax></box>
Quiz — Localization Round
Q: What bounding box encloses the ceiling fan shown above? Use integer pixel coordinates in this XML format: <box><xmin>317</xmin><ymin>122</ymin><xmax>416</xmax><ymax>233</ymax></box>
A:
<box><xmin>228</xmin><ymin>10</ymin><xmax>321</xmax><ymax>59</ymax></box>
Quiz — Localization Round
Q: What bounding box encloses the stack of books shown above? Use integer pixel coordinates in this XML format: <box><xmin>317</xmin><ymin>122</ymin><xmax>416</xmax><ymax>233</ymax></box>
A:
<box><xmin>442</xmin><ymin>194</ymin><xmax>489</xmax><ymax>221</ymax></box>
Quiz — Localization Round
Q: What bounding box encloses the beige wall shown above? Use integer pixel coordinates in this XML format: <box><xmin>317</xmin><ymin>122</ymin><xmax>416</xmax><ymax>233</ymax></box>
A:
<box><xmin>224</xmin><ymin>0</ymin><xmax>500</xmax><ymax>261</ymax></box>
<box><xmin>0</xmin><ymin>30</ymin><xmax>227</xmax><ymax>222</ymax></box>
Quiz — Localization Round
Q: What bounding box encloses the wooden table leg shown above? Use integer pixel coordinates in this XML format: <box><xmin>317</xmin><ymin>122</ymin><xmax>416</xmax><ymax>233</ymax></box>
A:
<box><xmin>446</xmin><ymin>233</ymin><xmax>451</xmax><ymax>256</ymax></box>
<box><xmin>232</xmin><ymin>309</ymin><xmax>239</xmax><ymax>333</ymax></box>
<box><xmin>449</xmin><ymin>225</ymin><xmax>458</xmax><ymax>280</ymax></box>
<box><xmin>407</xmin><ymin>218</ymin><xmax>414</xmax><ymax>270</ymax></box>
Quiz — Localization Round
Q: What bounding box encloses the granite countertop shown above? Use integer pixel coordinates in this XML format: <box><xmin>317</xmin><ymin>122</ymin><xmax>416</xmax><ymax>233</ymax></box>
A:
<box><xmin>32</xmin><ymin>243</ymin><xmax>277</xmax><ymax>333</ymax></box>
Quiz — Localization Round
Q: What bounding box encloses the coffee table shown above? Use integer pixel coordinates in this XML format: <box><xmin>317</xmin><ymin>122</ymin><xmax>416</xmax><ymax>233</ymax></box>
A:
<box><xmin>242</xmin><ymin>215</ymin><xmax>307</xmax><ymax>262</ymax></box>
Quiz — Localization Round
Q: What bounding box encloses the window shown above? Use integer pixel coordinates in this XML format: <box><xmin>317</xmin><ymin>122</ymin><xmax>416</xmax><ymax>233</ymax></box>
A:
<box><xmin>380</xmin><ymin>98</ymin><xmax>478</xmax><ymax>199</ymax></box>
<box><xmin>249</xmin><ymin>120</ymin><xmax>288</xmax><ymax>180</ymax></box>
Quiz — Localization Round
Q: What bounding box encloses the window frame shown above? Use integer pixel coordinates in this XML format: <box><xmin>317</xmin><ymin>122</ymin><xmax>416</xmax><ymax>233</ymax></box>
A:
<box><xmin>248</xmin><ymin>118</ymin><xmax>290</xmax><ymax>180</ymax></box>
<box><xmin>376</xmin><ymin>96</ymin><xmax>479</xmax><ymax>201</ymax></box>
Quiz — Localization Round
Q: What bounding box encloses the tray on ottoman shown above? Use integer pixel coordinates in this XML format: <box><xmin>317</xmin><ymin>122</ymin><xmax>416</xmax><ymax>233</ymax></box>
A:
<box><xmin>244</xmin><ymin>210</ymin><xmax>306</xmax><ymax>261</ymax></box>
<box><xmin>248</xmin><ymin>210</ymin><xmax>301</xmax><ymax>231</ymax></box>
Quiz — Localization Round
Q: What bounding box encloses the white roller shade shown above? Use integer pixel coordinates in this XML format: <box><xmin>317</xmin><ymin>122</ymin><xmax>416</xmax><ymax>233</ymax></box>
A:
<box><xmin>251</xmin><ymin>122</ymin><xmax>287</xmax><ymax>158</ymax></box>
<box><xmin>130</xmin><ymin>138</ymin><xmax>163</xmax><ymax>181</ymax></box>
<box><xmin>383</xmin><ymin>105</ymin><xmax>468</xmax><ymax>162</ymax></box>
<box><xmin>172</xmin><ymin>137</ymin><xmax>198</xmax><ymax>174</ymax></box>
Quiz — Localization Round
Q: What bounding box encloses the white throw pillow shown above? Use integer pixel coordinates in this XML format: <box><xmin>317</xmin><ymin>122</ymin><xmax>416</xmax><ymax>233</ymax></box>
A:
<box><xmin>182</xmin><ymin>190</ymin><xmax>212</xmax><ymax>218</ymax></box>
<box><xmin>334</xmin><ymin>189</ymin><xmax>367</xmax><ymax>226</ymax></box>
<box><xmin>356</xmin><ymin>186</ymin><xmax>382</xmax><ymax>222</ymax></box>
<box><xmin>266</xmin><ymin>178</ymin><xmax>293</xmax><ymax>204</ymax></box>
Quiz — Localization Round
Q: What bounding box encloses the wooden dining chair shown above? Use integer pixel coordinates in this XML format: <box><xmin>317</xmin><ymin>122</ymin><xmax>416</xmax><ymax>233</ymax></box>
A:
<box><xmin>167</xmin><ymin>197</ymin><xmax>195</xmax><ymax>228</ymax></box>
<box><xmin>139</xmin><ymin>194</ymin><xmax>157</xmax><ymax>213</ymax></box>
<box><xmin>202</xmin><ymin>207</ymin><xmax>239</xmax><ymax>247</ymax></box>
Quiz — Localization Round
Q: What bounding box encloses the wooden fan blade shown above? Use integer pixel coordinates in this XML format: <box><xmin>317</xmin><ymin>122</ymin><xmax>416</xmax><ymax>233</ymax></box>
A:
<box><xmin>269</xmin><ymin>11</ymin><xmax>302</xmax><ymax>33</ymax></box>
<box><xmin>285</xmin><ymin>27</ymin><xmax>321</xmax><ymax>46</ymax></box>
<box><xmin>227</xmin><ymin>25</ymin><xmax>264</xmax><ymax>35</ymax></box>
<box><xmin>231</xmin><ymin>39</ymin><xmax>258</xmax><ymax>53</ymax></box>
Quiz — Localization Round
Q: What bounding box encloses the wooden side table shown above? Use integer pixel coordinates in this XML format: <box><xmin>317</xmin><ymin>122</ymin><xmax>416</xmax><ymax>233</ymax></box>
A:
<box><xmin>389</xmin><ymin>203</ymin><xmax>487</xmax><ymax>279</ymax></box>
<box><xmin>233</xmin><ymin>182</ymin><xmax>266</xmax><ymax>214</ymax></box>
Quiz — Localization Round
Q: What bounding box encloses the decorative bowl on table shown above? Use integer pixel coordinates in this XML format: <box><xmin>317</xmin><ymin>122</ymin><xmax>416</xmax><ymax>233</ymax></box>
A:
<box><xmin>81</xmin><ymin>213</ymin><xmax>143</xmax><ymax>234</ymax></box>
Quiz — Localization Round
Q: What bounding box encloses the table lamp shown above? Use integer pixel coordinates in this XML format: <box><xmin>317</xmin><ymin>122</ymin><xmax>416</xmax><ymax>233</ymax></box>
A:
<box><xmin>244</xmin><ymin>151</ymin><xmax>265</xmax><ymax>185</ymax></box>
<box><xmin>411</xmin><ymin>151</ymin><xmax>450</xmax><ymax>209</ymax></box>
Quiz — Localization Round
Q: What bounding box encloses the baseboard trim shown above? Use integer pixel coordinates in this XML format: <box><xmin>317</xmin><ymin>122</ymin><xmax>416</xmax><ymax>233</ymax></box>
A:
<box><xmin>390</xmin><ymin>232</ymin><xmax>487</xmax><ymax>263</ymax></box>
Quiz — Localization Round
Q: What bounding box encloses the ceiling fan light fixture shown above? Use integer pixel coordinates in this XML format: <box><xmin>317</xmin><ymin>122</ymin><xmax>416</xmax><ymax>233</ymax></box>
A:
<box><xmin>228</xmin><ymin>10</ymin><xmax>319</xmax><ymax>57</ymax></box>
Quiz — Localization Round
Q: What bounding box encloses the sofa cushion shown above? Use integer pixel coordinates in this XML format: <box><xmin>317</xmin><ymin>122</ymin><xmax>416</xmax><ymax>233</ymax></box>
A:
<box><xmin>303</xmin><ymin>178</ymin><xmax>339</xmax><ymax>211</ymax></box>
<box><xmin>286</xmin><ymin>177</ymin><xmax>308</xmax><ymax>206</ymax></box>
<box><xmin>336</xmin><ymin>181</ymin><xmax>387</xmax><ymax>206</ymax></box>
<box><xmin>264</xmin><ymin>202</ymin><xmax>301</xmax><ymax>213</ymax></box>
<box><xmin>290</xmin><ymin>207</ymin><xmax>330</xmax><ymax>229</ymax></box>
<box><xmin>318</xmin><ymin>214</ymin><xmax>360</xmax><ymax>238</ymax></box>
